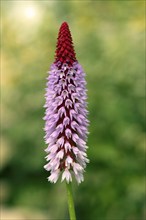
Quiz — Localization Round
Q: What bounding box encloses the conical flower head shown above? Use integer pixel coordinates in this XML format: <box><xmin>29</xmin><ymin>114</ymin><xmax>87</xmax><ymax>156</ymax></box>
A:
<box><xmin>44</xmin><ymin>22</ymin><xmax>89</xmax><ymax>184</ymax></box>
<box><xmin>55</xmin><ymin>22</ymin><xmax>76</xmax><ymax>65</ymax></box>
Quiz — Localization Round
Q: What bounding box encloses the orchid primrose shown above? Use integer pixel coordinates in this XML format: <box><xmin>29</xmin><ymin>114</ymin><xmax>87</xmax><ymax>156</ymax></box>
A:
<box><xmin>44</xmin><ymin>22</ymin><xmax>89</xmax><ymax>220</ymax></box>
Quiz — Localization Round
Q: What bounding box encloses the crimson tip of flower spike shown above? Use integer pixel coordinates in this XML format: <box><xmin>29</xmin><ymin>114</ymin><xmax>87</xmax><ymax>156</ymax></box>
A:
<box><xmin>55</xmin><ymin>21</ymin><xmax>77</xmax><ymax>66</ymax></box>
<box><xmin>60</xmin><ymin>21</ymin><xmax>69</xmax><ymax>27</ymax></box>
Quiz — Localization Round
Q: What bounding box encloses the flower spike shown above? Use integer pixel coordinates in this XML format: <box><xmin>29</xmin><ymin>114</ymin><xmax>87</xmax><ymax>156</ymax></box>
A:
<box><xmin>44</xmin><ymin>22</ymin><xmax>89</xmax><ymax>184</ymax></box>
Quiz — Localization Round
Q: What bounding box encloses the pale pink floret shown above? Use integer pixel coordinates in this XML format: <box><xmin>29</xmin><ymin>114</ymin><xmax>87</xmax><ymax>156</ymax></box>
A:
<box><xmin>61</xmin><ymin>169</ymin><xmax>72</xmax><ymax>183</ymax></box>
<box><xmin>65</xmin><ymin>128</ymin><xmax>72</xmax><ymax>139</ymax></box>
<box><xmin>65</xmin><ymin>99</ymin><xmax>72</xmax><ymax>108</ymax></box>
<box><xmin>65</xmin><ymin>156</ymin><xmax>73</xmax><ymax>167</ymax></box>
<box><xmin>72</xmin><ymin>162</ymin><xmax>83</xmax><ymax>175</ymax></box>
<box><xmin>62</xmin><ymin>90</ymin><xmax>69</xmax><ymax>99</ymax></box>
<box><xmin>64</xmin><ymin>142</ymin><xmax>71</xmax><ymax>152</ymax></box>
<box><xmin>63</xmin><ymin>117</ymin><xmax>70</xmax><ymax>127</ymax></box>
<box><xmin>48</xmin><ymin>169</ymin><xmax>60</xmax><ymax>183</ymax></box>
<box><xmin>56</xmin><ymin>149</ymin><xmax>64</xmax><ymax>159</ymax></box>
<box><xmin>57</xmin><ymin>137</ymin><xmax>64</xmax><ymax>146</ymax></box>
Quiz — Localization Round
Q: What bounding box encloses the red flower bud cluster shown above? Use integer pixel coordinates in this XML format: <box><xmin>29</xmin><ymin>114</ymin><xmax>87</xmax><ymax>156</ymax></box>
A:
<box><xmin>55</xmin><ymin>22</ymin><xmax>77</xmax><ymax>66</ymax></box>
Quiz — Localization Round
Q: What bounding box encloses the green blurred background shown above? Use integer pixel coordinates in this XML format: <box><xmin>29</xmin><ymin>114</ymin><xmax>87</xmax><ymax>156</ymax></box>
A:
<box><xmin>1</xmin><ymin>1</ymin><xmax>145</xmax><ymax>220</ymax></box>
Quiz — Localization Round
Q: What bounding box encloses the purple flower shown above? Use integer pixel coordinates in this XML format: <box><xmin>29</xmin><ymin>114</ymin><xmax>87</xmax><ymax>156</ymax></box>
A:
<box><xmin>44</xmin><ymin>22</ymin><xmax>89</xmax><ymax>184</ymax></box>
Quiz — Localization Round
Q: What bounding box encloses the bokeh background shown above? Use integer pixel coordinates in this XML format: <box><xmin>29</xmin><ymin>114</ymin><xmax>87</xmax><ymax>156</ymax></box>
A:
<box><xmin>1</xmin><ymin>1</ymin><xmax>145</xmax><ymax>220</ymax></box>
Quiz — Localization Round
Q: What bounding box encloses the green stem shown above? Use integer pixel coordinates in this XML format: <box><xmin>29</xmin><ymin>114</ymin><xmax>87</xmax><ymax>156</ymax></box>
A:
<box><xmin>66</xmin><ymin>182</ymin><xmax>77</xmax><ymax>220</ymax></box>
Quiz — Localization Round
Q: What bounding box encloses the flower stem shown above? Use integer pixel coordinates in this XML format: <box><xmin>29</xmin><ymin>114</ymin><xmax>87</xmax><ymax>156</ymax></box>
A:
<box><xmin>66</xmin><ymin>182</ymin><xmax>77</xmax><ymax>220</ymax></box>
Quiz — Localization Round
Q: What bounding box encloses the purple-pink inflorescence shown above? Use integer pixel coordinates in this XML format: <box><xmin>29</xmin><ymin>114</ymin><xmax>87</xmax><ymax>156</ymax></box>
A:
<box><xmin>44</xmin><ymin>22</ymin><xmax>89</xmax><ymax>184</ymax></box>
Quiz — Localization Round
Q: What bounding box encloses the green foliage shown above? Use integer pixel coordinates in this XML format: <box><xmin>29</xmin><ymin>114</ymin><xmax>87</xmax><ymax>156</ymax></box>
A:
<box><xmin>1</xmin><ymin>1</ymin><xmax>145</xmax><ymax>219</ymax></box>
